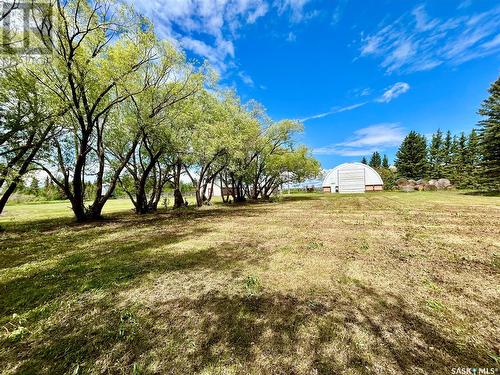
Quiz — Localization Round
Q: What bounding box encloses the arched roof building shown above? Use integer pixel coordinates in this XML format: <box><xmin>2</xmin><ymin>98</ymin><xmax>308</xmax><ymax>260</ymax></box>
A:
<box><xmin>322</xmin><ymin>163</ymin><xmax>384</xmax><ymax>193</ymax></box>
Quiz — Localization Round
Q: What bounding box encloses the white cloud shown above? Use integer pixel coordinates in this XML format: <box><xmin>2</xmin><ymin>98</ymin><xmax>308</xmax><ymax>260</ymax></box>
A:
<box><xmin>286</xmin><ymin>31</ymin><xmax>297</xmax><ymax>42</ymax></box>
<box><xmin>276</xmin><ymin>0</ymin><xmax>313</xmax><ymax>22</ymax></box>
<box><xmin>300</xmin><ymin>102</ymin><xmax>367</xmax><ymax>122</ymax></box>
<box><xmin>412</xmin><ymin>5</ymin><xmax>439</xmax><ymax>32</ymax></box>
<box><xmin>350</xmin><ymin>87</ymin><xmax>372</xmax><ymax>97</ymax></box>
<box><xmin>340</xmin><ymin>123</ymin><xmax>405</xmax><ymax>148</ymax></box>
<box><xmin>358</xmin><ymin>4</ymin><xmax>500</xmax><ymax>73</ymax></box>
<box><xmin>129</xmin><ymin>0</ymin><xmax>269</xmax><ymax>74</ymax></box>
<box><xmin>238</xmin><ymin>71</ymin><xmax>255</xmax><ymax>87</ymax></box>
<box><xmin>331</xmin><ymin>0</ymin><xmax>348</xmax><ymax>26</ymax></box>
<box><xmin>313</xmin><ymin>123</ymin><xmax>405</xmax><ymax>156</ymax></box>
<box><xmin>301</xmin><ymin>81</ymin><xmax>410</xmax><ymax>123</ymax></box>
<box><xmin>457</xmin><ymin>0</ymin><xmax>472</xmax><ymax>10</ymax></box>
<box><xmin>359</xmin><ymin>88</ymin><xmax>371</xmax><ymax>96</ymax></box>
<box><xmin>313</xmin><ymin>146</ymin><xmax>379</xmax><ymax>157</ymax></box>
<box><xmin>376</xmin><ymin>82</ymin><xmax>410</xmax><ymax>103</ymax></box>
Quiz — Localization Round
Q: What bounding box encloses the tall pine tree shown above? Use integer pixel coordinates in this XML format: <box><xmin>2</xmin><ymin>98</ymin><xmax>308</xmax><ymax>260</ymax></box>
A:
<box><xmin>478</xmin><ymin>77</ymin><xmax>500</xmax><ymax>190</ymax></box>
<box><xmin>466</xmin><ymin>129</ymin><xmax>481</xmax><ymax>188</ymax></box>
<box><xmin>451</xmin><ymin>133</ymin><xmax>467</xmax><ymax>187</ymax></box>
<box><xmin>429</xmin><ymin>129</ymin><xmax>444</xmax><ymax>178</ymax></box>
<box><xmin>382</xmin><ymin>154</ymin><xmax>389</xmax><ymax>168</ymax></box>
<box><xmin>443</xmin><ymin>130</ymin><xmax>453</xmax><ymax>177</ymax></box>
<box><xmin>369</xmin><ymin>151</ymin><xmax>382</xmax><ymax>168</ymax></box>
<box><xmin>395</xmin><ymin>131</ymin><xmax>428</xmax><ymax>179</ymax></box>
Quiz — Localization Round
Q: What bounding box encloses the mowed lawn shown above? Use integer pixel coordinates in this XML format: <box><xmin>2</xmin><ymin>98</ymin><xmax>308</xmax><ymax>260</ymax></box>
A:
<box><xmin>0</xmin><ymin>192</ymin><xmax>499</xmax><ymax>374</ymax></box>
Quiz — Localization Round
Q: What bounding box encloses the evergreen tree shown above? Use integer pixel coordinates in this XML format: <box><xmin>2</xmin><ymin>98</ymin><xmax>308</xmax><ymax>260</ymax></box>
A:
<box><xmin>29</xmin><ymin>177</ymin><xmax>40</xmax><ymax>196</ymax></box>
<box><xmin>478</xmin><ymin>77</ymin><xmax>500</xmax><ymax>190</ymax></box>
<box><xmin>395</xmin><ymin>131</ymin><xmax>428</xmax><ymax>179</ymax></box>
<box><xmin>466</xmin><ymin>129</ymin><xmax>481</xmax><ymax>188</ymax></box>
<box><xmin>360</xmin><ymin>156</ymin><xmax>367</xmax><ymax>164</ymax></box>
<box><xmin>369</xmin><ymin>151</ymin><xmax>382</xmax><ymax>168</ymax></box>
<box><xmin>443</xmin><ymin>130</ymin><xmax>453</xmax><ymax>177</ymax></box>
<box><xmin>451</xmin><ymin>133</ymin><xmax>467</xmax><ymax>187</ymax></box>
<box><xmin>382</xmin><ymin>154</ymin><xmax>389</xmax><ymax>168</ymax></box>
<box><xmin>429</xmin><ymin>129</ymin><xmax>444</xmax><ymax>178</ymax></box>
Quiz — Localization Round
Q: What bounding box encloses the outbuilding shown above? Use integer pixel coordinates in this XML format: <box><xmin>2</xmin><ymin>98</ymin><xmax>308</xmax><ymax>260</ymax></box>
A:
<box><xmin>322</xmin><ymin>163</ymin><xmax>384</xmax><ymax>193</ymax></box>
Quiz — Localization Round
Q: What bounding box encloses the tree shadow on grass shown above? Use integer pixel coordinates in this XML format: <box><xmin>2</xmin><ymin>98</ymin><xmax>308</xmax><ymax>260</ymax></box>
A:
<box><xmin>6</xmin><ymin>281</ymin><xmax>494</xmax><ymax>375</ymax></box>
<box><xmin>0</xmin><ymin>227</ymin><xmax>266</xmax><ymax>321</ymax></box>
<box><xmin>0</xmin><ymin>205</ymin><xmax>271</xmax><ymax>269</ymax></box>
<box><xmin>0</xmin><ymin>203</ymin><xmax>270</xmax><ymax>234</ymax></box>
<box><xmin>460</xmin><ymin>190</ymin><xmax>500</xmax><ymax>197</ymax></box>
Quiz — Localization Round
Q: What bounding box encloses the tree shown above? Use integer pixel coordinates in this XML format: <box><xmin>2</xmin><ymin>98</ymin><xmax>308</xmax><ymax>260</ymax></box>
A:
<box><xmin>0</xmin><ymin>0</ymin><xmax>19</xmax><ymax>51</ymax></box>
<box><xmin>443</xmin><ymin>130</ymin><xmax>453</xmax><ymax>177</ymax></box>
<box><xmin>0</xmin><ymin>1</ymin><xmax>17</xmax><ymax>22</ymax></box>
<box><xmin>465</xmin><ymin>129</ymin><xmax>481</xmax><ymax>188</ymax></box>
<box><xmin>260</xmin><ymin>145</ymin><xmax>320</xmax><ymax>199</ymax></box>
<box><xmin>0</xmin><ymin>65</ymin><xmax>61</xmax><ymax>213</ymax></box>
<box><xmin>247</xmin><ymin>119</ymin><xmax>303</xmax><ymax>200</ymax></box>
<box><xmin>478</xmin><ymin>76</ymin><xmax>500</xmax><ymax>190</ymax></box>
<box><xmin>360</xmin><ymin>157</ymin><xmax>367</xmax><ymax>165</ymax></box>
<box><xmin>382</xmin><ymin>154</ymin><xmax>389</xmax><ymax>169</ymax></box>
<box><xmin>29</xmin><ymin>176</ymin><xmax>39</xmax><ymax>195</ymax></box>
<box><xmin>31</xmin><ymin>0</ymin><xmax>160</xmax><ymax>221</ymax></box>
<box><xmin>369</xmin><ymin>151</ymin><xmax>381</xmax><ymax>169</ymax></box>
<box><xmin>112</xmin><ymin>43</ymin><xmax>202</xmax><ymax>214</ymax></box>
<box><xmin>429</xmin><ymin>129</ymin><xmax>444</xmax><ymax>178</ymax></box>
<box><xmin>219</xmin><ymin>100</ymin><xmax>263</xmax><ymax>203</ymax></box>
<box><xmin>394</xmin><ymin>131</ymin><xmax>428</xmax><ymax>179</ymax></box>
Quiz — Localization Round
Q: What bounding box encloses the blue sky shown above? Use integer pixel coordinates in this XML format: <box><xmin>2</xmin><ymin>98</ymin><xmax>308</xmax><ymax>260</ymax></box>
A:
<box><xmin>130</xmin><ymin>0</ymin><xmax>500</xmax><ymax>169</ymax></box>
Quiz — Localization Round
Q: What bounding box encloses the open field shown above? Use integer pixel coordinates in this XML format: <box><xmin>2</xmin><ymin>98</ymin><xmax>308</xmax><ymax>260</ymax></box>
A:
<box><xmin>1</xmin><ymin>191</ymin><xmax>499</xmax><ymax>374</ymax></box>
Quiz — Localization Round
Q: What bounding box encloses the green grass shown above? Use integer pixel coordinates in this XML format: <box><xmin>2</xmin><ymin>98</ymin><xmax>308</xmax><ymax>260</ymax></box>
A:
<box><xmin>1</xmin><ymin>191</ymin><xmax>499</xmax><ymax>374</ymax></box>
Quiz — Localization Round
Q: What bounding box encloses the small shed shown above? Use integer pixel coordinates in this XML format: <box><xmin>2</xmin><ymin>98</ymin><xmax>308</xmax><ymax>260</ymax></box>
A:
<box><xmin>322</xmin><ymin>163</ymin><xmax>384</xmax><ymax>194</ymax></box>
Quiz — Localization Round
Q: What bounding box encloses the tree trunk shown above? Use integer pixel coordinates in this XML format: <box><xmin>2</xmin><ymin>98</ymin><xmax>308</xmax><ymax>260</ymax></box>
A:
<box><xmin>173</xmin><ymin>161</ymin><xmax>185</xmax><ymax>209</ymax></box>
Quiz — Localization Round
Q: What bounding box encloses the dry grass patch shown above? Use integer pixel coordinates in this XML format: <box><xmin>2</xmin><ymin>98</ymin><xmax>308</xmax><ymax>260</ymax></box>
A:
<box><xmin>0</xmin><ymin>191</ymin><xmax>499</xmax><ymax>374</ymax></box>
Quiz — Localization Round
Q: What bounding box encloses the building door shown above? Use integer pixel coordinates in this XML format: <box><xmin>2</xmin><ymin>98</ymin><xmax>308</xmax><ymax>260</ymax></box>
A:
<box><xmin>338</xmin><ymin>169</ymin><xmax>365</xmax><ymax>193</ymax></box>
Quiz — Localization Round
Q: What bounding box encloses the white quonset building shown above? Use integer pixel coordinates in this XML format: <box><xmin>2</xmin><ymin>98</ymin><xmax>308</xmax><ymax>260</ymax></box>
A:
<box><xmin>322</xmin><ymin>163</ymin><xmax>384</xmax><ymax>194</ymax></box>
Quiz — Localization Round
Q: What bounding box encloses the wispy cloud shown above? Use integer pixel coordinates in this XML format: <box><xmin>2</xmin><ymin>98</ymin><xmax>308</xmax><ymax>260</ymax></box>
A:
<box><xmin>238</xmin><ymin>71</ymin><xmax>255</xmax><ymax>87</ymax></box>
<box><xmin>313</xmin><ymin>123</ymin><xmax>405</xmax><ymax>156</ymax></box>
<box><xmin>331</xmin><ymin>0</ymin><xmax>348</xmax><ymax>26</ymax></box>
<box><xmin>129</xmin><ymin>0</ymin><xmax>269</xmax><ymax>74</ymax></box>
<box><xmin>376</xmin><ymin>82</ymin><xmax>410</xmax><ymax>103</ymax></box>
<box><xmin>300</xmin><ymin>102</ymin><xmax>367</xmax><ymax>122</ymax></box>
<box><xmin>358</xmin><ymin>4</ymin><xmax>500</xmax><ymax>73</ymax></box>
<box><xmin>275</xmin><ymin>0</ymin><xmax>318</xmax><ymax>23</ymax></box>
<box><xmin>286</xmin><ymin>31</ymin><xmax>297</xmax><ymax>42</ymax></box>
<box><xmin>301</xmin><ymin>81</ymin><xmax>410</xmax><ymax>122</ymax></box>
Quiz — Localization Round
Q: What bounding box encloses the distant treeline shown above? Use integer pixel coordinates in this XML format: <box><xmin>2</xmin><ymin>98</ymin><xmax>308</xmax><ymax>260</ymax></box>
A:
<box><xmin>363</xmin><ymin>77</ymin><xmax>500</xmax><ymax>191</ymax></box>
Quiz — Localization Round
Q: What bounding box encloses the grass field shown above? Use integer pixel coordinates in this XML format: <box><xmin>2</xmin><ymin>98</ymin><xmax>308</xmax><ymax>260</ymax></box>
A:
<box><xmin>1</xmin><ymin>191</ymin><xmax>499</xmax><ymax>374</ymax></box>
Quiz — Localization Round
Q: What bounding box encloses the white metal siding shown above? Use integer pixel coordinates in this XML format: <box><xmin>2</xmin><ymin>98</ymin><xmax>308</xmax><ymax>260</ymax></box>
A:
<box><xmin>338</xmin><ymin>169</ymin><xmax>365</xmax><ymax>193</ymax></box>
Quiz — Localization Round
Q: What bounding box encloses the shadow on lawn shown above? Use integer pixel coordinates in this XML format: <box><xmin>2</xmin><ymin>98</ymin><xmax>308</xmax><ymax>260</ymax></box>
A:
<box><xmin>0</xmin><ymin>204</ymin><xmax>271</xmax><ymax>267</ymax></box>
<box><xmin>0</xmin><ymin>205</ymin><xmax>272</xmax><ymax>317</ymax></box>
<box><xmin>7</xmin><ymin>282</ymin><xmax>494</xmax><ymax>374</ymax></box>
<box><xmin>461</xmin><ymin>190</ymin><xmax>500</xmax><ymax>197</ymax></box>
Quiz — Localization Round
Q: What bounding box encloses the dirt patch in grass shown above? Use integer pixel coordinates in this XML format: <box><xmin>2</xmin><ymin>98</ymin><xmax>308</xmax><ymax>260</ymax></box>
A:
<box><xmin>1</xmin><ymin>192</ymin><xmax>499</xmax><ymax>374</ymax></box>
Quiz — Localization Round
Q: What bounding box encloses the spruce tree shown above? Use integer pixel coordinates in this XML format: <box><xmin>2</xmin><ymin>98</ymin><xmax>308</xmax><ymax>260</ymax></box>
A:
<box><xmin>478</xmin><ymin>77</ymin><xmax>500</xmax><ymax>190</ymax></box>
<box><xmin>443</xmin><ymin>130</ymin><xmax>453</xmax><ymax>178</ymax></box>
<box><xmin>29</xmin><ymin>177</ymin><xmax>40</xmax><ymax>196</ymax></box>
<box><xmin>360</xmin><ymin>157</ymin><xmax>367</xmax><ymax>164</ymax></box>
<box><xmin>466</xmin><ymin>129</ymin><xmax>481</xmax><ymax>188</ymax></box>
<box><xmin>452</xmin><ymin>133</ymin><xmax>467</xmax><ymax>187</ymax></box>
<box><xmin>429</xmin><ymin>129</ymin><xmax>444</xmax><ymax>178</ymax></box>
<box><xmin>382</xmin><ymin>154</ymin><xmax>389</xmax><ymax>168</ymax></box>
<box><xmin>369</xmin><ymin>151</ymin><xmax>382</xmax><ymax>168</ymax></box>
<box><xmin>395</xmin><ymin>131</ymin><xmax>428</xmax><ymax>179</ymax></box>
